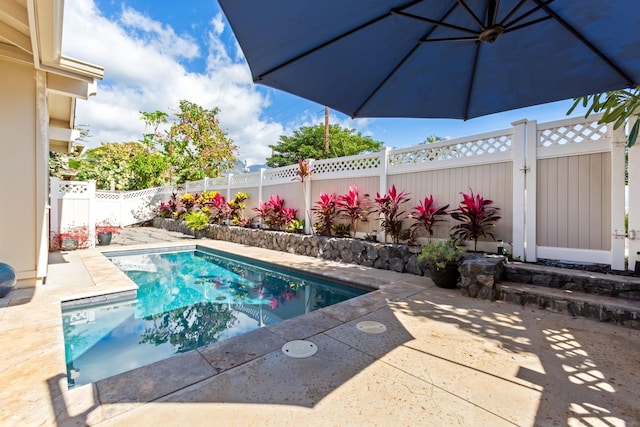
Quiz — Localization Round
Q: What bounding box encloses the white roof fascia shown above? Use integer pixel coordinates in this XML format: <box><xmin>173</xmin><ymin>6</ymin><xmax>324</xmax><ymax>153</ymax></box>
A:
<box><xmin>47</xmin><ymin>73</ymin><xmax>97</xmax><ymax>100</ymax></box>
<box><xmin>49</xmin><ymin>125</ymin><xmax>78</xmax><ymax>142</ymax></box>
<box><xmin>27</xmin><ymin>0</ymin><xmax>104</xmax><ymax>83</ymax></box>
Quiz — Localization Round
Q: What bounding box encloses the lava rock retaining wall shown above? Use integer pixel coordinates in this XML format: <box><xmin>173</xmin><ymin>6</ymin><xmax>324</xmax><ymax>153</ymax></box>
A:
<box><xmin>154</xmin><ymin>218</ymin><xmax>428</xmax><ymax>276</ymax></box>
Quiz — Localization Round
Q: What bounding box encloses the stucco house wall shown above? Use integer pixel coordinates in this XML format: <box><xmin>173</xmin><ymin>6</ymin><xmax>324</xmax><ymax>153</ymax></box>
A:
<box><xmin>0</xmin><ymin>60</ymin><xmax>38</xmax><ymax>278</ymax></box>
<box><xmin>0</xmin><ymin>1</ymin><xmax>103</xmax><ymax>282</ymax></box>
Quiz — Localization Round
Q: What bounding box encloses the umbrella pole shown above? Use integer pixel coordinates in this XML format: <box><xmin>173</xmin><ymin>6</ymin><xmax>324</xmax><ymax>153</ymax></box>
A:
<box><xmin>324</xmin><ymin>106</ymin><xmax>329</xmax><ymax>156</ymax></box>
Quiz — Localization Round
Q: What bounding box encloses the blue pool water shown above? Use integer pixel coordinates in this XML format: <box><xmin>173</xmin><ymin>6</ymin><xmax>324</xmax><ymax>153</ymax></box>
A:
<box><xmin>62</xmin><ymin>247</ymin><xmax>369</xmax><ymax>388</ymax></box>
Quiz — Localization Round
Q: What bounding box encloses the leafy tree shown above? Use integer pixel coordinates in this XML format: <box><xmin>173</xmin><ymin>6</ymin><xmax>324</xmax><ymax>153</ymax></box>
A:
<box><xmin>75</xmin><ymin>142</ymin><xmax>142</xmax><ymax>190</ymax></box>
<box><xmin>140</xmin><ymin>110</ymin><xmax>169</xmax><ymax>151</ymax></box>
<box><xmin>166</xmin><ymin>100</ymin><xmax>237</xmax><ymax>183</ymax></box>
<box><xmin>569</xmin><ymin>87</ymin><xmax>640</xmax><ymax>148</ymax></box>
<box><xmin>267</xmin><ymin>124</ymin><xmax>383</xmax><ymax>168</ymax></box>
<box><xmin>421</xmin><ymin>135</ymin><xmax>444</xmax><ymax>144</ymax></box>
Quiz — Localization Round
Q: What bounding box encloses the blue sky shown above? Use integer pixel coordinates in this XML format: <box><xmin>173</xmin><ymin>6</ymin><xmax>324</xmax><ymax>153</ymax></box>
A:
<box><xmin>62</xmin><ymin>0</ymin><xmax>587</xmax><ymax>167</ymax></box>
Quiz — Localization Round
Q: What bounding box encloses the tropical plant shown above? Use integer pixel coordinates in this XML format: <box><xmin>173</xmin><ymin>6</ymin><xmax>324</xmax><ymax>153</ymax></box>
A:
<box><xmin>96</xmin><ymin>219</ymin><xmax>120</xmax><ymax>235</ymax></box>
<box><xmin>374</xmin><ymin>185</ymin><xmax>411</xmax><ymax>243</ymax></box>
<box><xmin>332</xmin><ymin>223</ymin><xmax>351</xmax><ymax>238</ymax></box>
<box><xmin>252</xmin><ymin>195</ymin><xmax>298</xmax><ymax>230</ymax></box>
<box><xmin>408</xmin><ymin>196</ymin><xmax>450</xmax><ymax>243</ymax></box>
<box><xmin>179</xmin><ymin>193</ymin><xmax>198</xmax><ymax>212</ymax></box>
<box><xmin>228</xmin><ymin>192</ymin><xmax>249</xmax><ymax>225</ymax></box>
<box><xmin>183</xmin><ymin>211</ymin><xmax>209</xmax><ymax>232</ymax></box>
<box><xmin>285</xmin><ymin>219</ymin><xmax>305</xmax><ymax>234</ymax></box>
<box><xmin>294</xmin><ymin>158</ymin><xmax>313</xmax><ymax>183</ymax></box>
<box><xmin>336</xmin><ymin>185</ymin><xmax>372</xmax><ymax>238</ymax></box>
<box><xmin>312</xmin><ymin>192</ymin><xmax>338</xmax><ymax>236</ymax></box>
<box><xmin>50</xmin><ymin>225</ymin><xmax>91</xmax><ymax>251</ymax></box>
<box><xmin>449</xmin><ymin>189</ymin><xmax>501</xmax><ymax>251</ymax></box>
<box><xmin>569</xmin><ymin>87</ymin><xmax>640</xmax><ymax>148</ymax></box>
<box><xmin>205</xmin><ymin>193</ymin><xmax>230</xmax><ymax>225</ymax></box>
<box><xmin>417</xmin><ymin>238</ymin><xmax>466</xmax><ymax>270</ymax></box>
<box><xmin>157</xmin><ymin>193</ymin><xmax>179</xmax><ymax>218</ymax></box>
<box><xmin>294</xmin><ymin>158</ymin><xmax>313</xmax><ymax>232</ymax></box>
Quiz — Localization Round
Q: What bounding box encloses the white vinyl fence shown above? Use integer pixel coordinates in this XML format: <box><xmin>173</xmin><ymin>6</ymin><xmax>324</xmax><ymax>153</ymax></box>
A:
<box><xmin>50</xmin><ymin>114</ymin><xmax>633</xmax><ymax>270</ymax></box>
<box><xmin>50</xmin><ymin>180</ymin><xmax>170</xmax><ymax>247</ymax></box>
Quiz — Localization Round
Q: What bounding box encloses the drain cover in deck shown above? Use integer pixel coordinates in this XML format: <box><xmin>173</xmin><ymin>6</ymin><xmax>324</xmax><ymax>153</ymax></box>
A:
<box><xmin>356</xmin><ymin>321</ymin><xmax>387</xmax><ymax>334</ymax></box>
<box><xmin>282</xmin><ymin>340</ymin><xmax>317</xmax><ymax>358</ymax></box>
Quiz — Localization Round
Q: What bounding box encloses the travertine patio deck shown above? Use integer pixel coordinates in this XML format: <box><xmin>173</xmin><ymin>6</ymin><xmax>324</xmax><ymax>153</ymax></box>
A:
<box><xmin>1</xmin><ymin>227</ymin><xmax>639</xmax><ymax>426</ymax></box>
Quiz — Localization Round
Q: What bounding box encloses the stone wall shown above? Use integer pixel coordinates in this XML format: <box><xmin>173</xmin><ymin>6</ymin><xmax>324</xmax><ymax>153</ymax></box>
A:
<box><xmin>154</xmin><ymin>218</ymin><xmax>427</xmax><ymax>276</ymax></box>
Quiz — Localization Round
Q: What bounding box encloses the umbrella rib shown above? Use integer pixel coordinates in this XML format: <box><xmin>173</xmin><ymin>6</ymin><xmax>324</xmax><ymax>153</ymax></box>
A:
<box><xmin>498</xmin><ymin>0</ymin><xmax>528</xmax><ymax>26</ymax></box>
<box><xmin>503</xmin><ymin>16</ymin><xmax>552</xmax><ymax>34</ymax></box>
<box><xmin>352</xmin><ymin>43</ymin><xmax>422</xmax><ymax>118</ymax></box>
<box><xmin>353</xmin><ymin>2</ymin><xmax>460</xmax><ymax>117</ymax></box>
<box><xmin>464</xmin><ymin>42</ymin><xmax>482</xmax><ymax>121</ymax></box>
<box><xmin>531</xmin><ymin>0</ymin><xmax>634</xmax><ymax>86</ymax></box>
<box><xmin>487</xmin><ymin>0</ymin><xmax>500</xmax><ymax>27</ymax></box>
<box><xmin>421</xmin><ymin>36</ymin><xmax>478</xmax><ymax>43</ymax></box>
<box><xmin>257</xmin><ymin>0</ymin><xmax>424</xmax><ymax>81</ymax></box>
<box><xmin>457</xmin><ymin>0</ymin><xmax>485</xmax><ymax>30</ymax></box>
<box><xmin>503</xmin><ymin>0</ymin><xmax>555</xmax><ymax>29</ymax></box>
<box><xmin>393</xmin><ymin>10</ymin><xmax>477</xmax><ymax>35</ymax></box>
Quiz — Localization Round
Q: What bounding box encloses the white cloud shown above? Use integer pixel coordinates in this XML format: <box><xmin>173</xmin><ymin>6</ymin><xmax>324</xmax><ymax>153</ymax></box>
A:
<box><xmin>62</xmin><ymin>0</ymin><xmax>285</xmax><ymax>166</ymax></box>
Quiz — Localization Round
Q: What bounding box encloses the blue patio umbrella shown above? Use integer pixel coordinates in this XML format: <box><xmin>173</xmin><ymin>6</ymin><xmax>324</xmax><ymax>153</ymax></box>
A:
<box><xmin>219</xmin><ymin>0</ymin><xmax>640</xmax><ymax>119</ymax></box>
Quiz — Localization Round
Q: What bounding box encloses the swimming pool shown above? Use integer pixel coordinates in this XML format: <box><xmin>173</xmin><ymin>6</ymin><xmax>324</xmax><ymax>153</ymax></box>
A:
<box><xmin>61</xmin><ymin>246</ymin><xmax>370</xmax><ymax>388</ymax></box>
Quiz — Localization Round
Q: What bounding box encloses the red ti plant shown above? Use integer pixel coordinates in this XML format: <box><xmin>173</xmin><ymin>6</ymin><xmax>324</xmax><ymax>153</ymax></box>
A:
<box><xmin>293</xmin><ymin>158</ymin><xmax>313</xmax><ymax>183</ymax></box>
<box><xmin>252</xmin><ymin>195</ymin><xmax>297</xmax><ymax>230</ymax></box>
<box><xmin>336</xmin><ymin>185</ymin><xmax>372</xmax><ymax>238</ymax></box>
<box><xmin>253</xmin><ymin>200</ymin><xmax>272</xmax><ymax>227</ymax></box>
<box><xmin>205</xmin><ymin>192</ymin><xmax>229</xmax><ymax>225</ymax></box>
<box><xmin>96</xmin><ymin>219</ymin><xmax>120</xmax><ymax>235</ymax></box>
<box><xmin>408</xmin><ymin>195</ymin><xmax>449</xmax><ymax>243</ymax></box>
<box><xmin>374</xmin><ymin>185</ymin><xmax>411</xmax><ymax>243</ymax></box>
<box><xmin>449</xmin><ymin>189</ymin><xmax>501</xmax><ymax>251</ymax></box>
<box><xmin>312</xmin><ymin>192</ymin><xmax>337</xmax><ymax>236</ymax></box>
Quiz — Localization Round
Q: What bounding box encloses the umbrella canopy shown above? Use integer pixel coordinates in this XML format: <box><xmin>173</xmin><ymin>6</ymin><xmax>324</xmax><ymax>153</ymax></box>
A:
<box><xmin>219</xmin><ymin>0</ymin><xmax>640</xmax><ymax>120</ymax></box>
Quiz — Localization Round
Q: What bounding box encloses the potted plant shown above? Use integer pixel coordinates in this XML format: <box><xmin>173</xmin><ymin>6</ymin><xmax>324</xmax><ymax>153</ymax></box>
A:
<box><xmin>51</xmin><ymin>225</ymin><xmax>91</xmax><ymax>251</ymax></box>
<box><xmin>417</xmin><ymin>238</ymin><xmax>466</xmax><ymax>288</ymax></box>
<box><xmin>96</xmin><ymin>219</ymin><xmax>119</xmax><ymax>246</ymax></box>
<box><xmin>184</xmin><ymin>211</ymin><xmax>209</xmax><ymax>239</ymax></box>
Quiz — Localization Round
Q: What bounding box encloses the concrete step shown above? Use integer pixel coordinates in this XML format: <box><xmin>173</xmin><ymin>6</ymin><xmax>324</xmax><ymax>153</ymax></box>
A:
<box><xmin>496</xmin><ymin>281</ymin><xmax>640</xmax><ymax>329</ymax></box>
<box><xmin>503</xmin><ymin>262</ymin><xmax>640</xmax><ymax>301</ymax></box>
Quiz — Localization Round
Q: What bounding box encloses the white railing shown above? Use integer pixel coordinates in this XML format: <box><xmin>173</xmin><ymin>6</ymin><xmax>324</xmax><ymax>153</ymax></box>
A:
<box><xmin>51</xmin><ymin>114</ymin><xmax>630</xmax><ymax>269</ymax></box>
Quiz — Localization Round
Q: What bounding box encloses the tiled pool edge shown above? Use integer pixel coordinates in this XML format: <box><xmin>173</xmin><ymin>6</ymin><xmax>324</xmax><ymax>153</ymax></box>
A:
<box><xmin>64</xmin><ymin>240</ymin><xmax>433</xmax><ymax>423</ymax></box>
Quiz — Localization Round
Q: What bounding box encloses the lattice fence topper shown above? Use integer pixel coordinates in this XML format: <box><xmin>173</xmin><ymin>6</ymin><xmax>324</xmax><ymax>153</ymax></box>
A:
<box><xmin>205</xmin><ymin>177</ymin><xmax>228</xmax><ymax>188</ymax></box>
<box><xmin>264</xmin><ymin>165</ymin><xmax>298</xmax><ymax>183</ymax></box>
<box><xmin>313</xmin><ymin>155</ymin><xmax>381</xmax><ymax>175</ymax></box>
<box><xmin>96</xmin><ymin>192</ymin><xmax>121</xmax><ymax>200</ymax></box>
<box><xmin>58</xmin><ymin>182</ymin><xmax>89</xmax><ymax>194</ymax></box>
<box><xmin>389</xmin><ymin>135</ymin><xmax>512</xmax><ymax>166</ymax></box>
<box><xmin>122</xmin><ymin>187</ymin><xmax>164</xmax><ymax>200</ymax></box>
<box><xmin>230</xmin><ymin>172</ymin><xmax>260</xmax><ymax>186</ymax></box>
<box><xmin>538</xmin><ymin>120</ymin><xmax>607</xmax><ymax>147</ymax></box>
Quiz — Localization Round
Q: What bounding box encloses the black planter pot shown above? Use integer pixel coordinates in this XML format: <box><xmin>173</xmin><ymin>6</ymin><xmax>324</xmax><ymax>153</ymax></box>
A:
<box><xmin>429</xmin><ymin>263</ymin><xmax>460</xmax><ymax>288</ymax></box>
<box><xmin>97</xmin><ymin>232</ymin><xmax>113</xmax><ymax>246</ymax></box>
<box><xmin>193</xmin><ymin>229</ymin><xmax>205</xmax><ymax>239</ymax></box>
<box><xmin>61</xmin><ymin>237</ymin><xmax>79</xmax><ymax>251</ymax></box>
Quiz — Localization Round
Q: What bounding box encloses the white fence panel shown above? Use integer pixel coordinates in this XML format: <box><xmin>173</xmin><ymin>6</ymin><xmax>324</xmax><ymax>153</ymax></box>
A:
<box><xmin>388</xmin><ymin>128</ymin><xmax>513</xmax><ymax>174</ymax></box>
<box><xmin>312</xmin><ymin>151</ymin><xmax>382</xmax><ymax>180</ymax></box>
